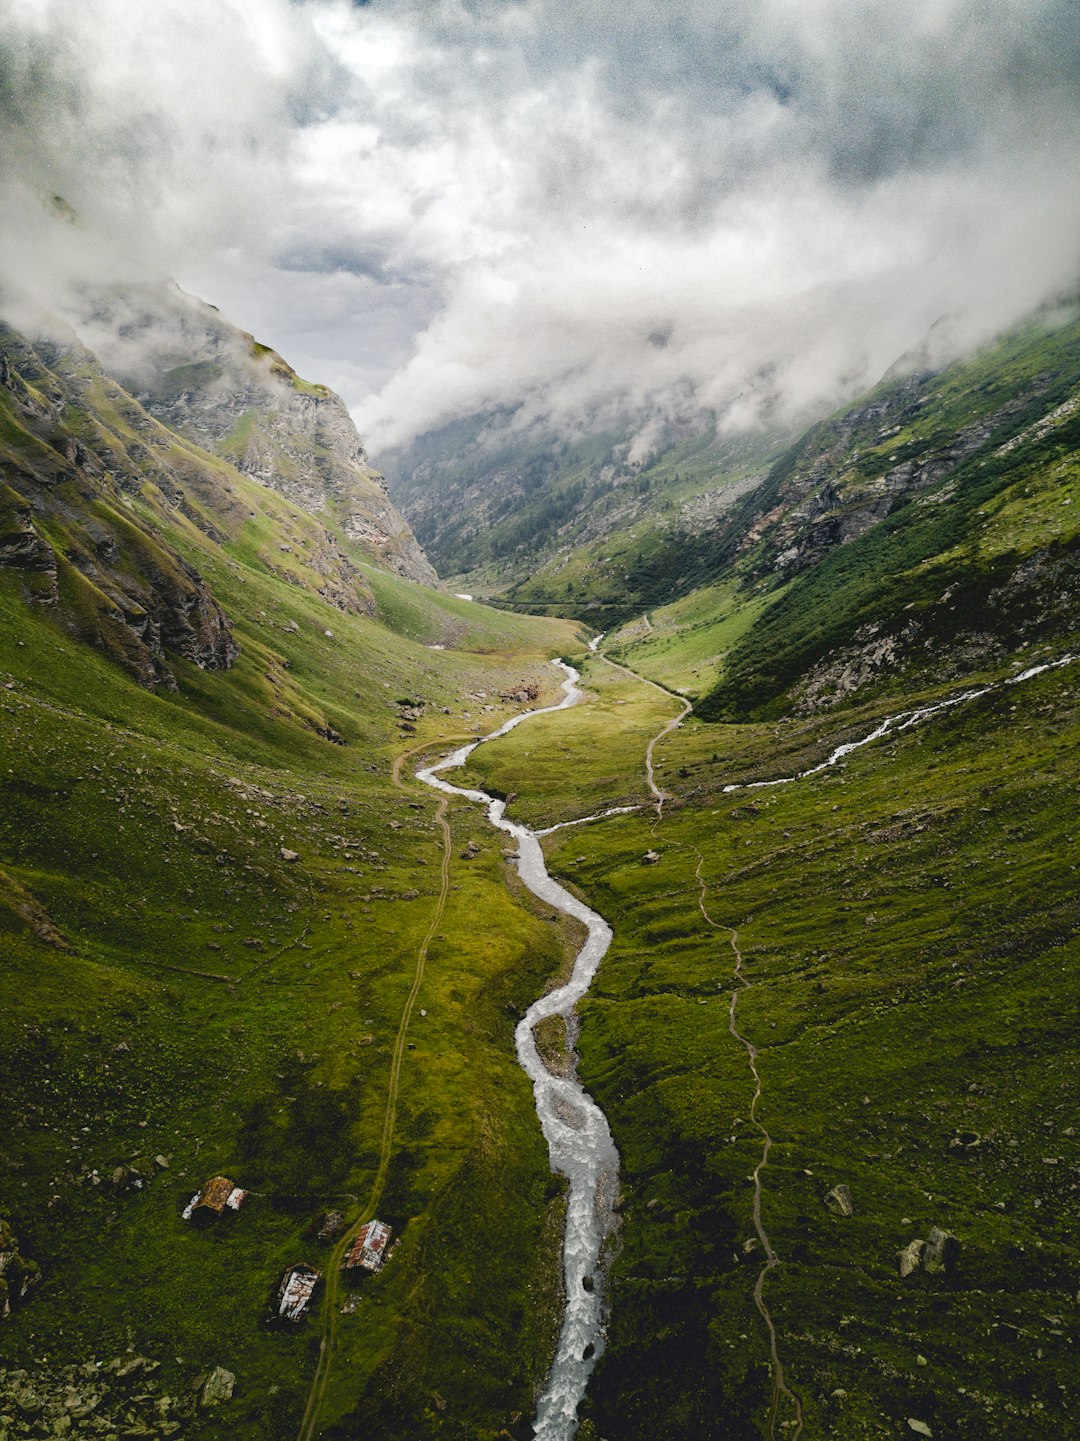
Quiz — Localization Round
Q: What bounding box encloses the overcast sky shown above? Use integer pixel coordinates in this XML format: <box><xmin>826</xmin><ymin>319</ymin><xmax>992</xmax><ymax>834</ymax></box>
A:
<box><xmin>2</xmin><ymin>0</ymin><xmax>1080</xmax><ymax>455</ymax></box>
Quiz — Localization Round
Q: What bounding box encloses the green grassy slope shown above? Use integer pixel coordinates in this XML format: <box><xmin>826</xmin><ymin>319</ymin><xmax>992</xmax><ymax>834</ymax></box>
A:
<box><xmin>384</xmin><ymin>415</ymin><xmax>785</xmax><ymax>616</ymax></box>
<box><xmin>396</xmin><ymin>311</ymin><xmax>1080</xmax><ymax>710</ymax></box>
<box><xmin>687</xmin><ymin>314</ymin><xmax>1080</xmax><ymax>719</ymax></box>
<box><xmin>0</xmin><ymin>429</ymin><xmax>588</xmax><ymax>1439</ymax></box>
<box><xmin>463</xmin><ymin>646</ymin><xmax>1079</xmax><ymax>1441</ymax></box>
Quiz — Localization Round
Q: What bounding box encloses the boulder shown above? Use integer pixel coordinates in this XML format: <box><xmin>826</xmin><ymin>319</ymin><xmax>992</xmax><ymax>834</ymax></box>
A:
<box><xmin>897</xmin><ymin>1239</ymin><xmax>926</xmax><ymax>1278</ymax></box>
<box><xmin>824</xmin><ymin>1184</ymin><xmax>853</xmax><ymax>1217</ymax></box>
<box><xmin>923</xmin><ymin>1226</ymin><xmax>960</xmax><ymax>1274</ymax></box>
<box><xmin>280</xmin><ymin>848</ymin><xmax>300</xmax><ymax>863</ymax></box>
<box><xmin>199</xmin><ymin>1367</ymin><xmax>235</xmax><ymax>1408</ymax></box>
<box><xmin>897</xmin><ymin>1225</ymin><xmax>959</xmax><ymax>1277</ymax></box>
<box><xmin>642</xmin><ymin>850</ymin><xmax>660</xmax><ymax>865</ymax></box>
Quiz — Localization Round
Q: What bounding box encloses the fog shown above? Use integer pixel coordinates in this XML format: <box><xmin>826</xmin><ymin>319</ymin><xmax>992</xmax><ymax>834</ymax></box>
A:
<box><xmin>2</xmin><ymin>0</ymin><xmax>1079</xmax><ymax>452</ymax></box>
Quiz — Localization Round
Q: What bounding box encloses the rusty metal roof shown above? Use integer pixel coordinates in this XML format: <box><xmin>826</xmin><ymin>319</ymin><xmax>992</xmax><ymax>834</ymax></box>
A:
<box><xmin>182</xmin><ymin>1176</ymin><xmax>240</xmax><ymax>1219</ymax></box>
<box><xmin>277</xmin><ymin>1263</ymin><xmax>321</xmax><ymax>1322</ymax></box>
<box><xmin>196</xmin><ymin>1176</ymin><xmax>236</xmax><ymax>1212</ymax></box>
<box><xmin>343</xmin><ymin>1219</ymin><xmax>392</xmax><ymax>1272</ymax></box>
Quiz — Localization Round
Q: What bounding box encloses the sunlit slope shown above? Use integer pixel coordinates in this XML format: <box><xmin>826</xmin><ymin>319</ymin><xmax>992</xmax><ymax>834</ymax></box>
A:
<box><xmin>599</xmin><ymin>311</ymin><xmax>1080</xmax><ymax>717</ymax></box>
<box><xmin>0</xmin><ymin>467</ymin><xmax>585</xmax><ymax>1440</ymax></box>
<box><xmin>465</xmin><ymin>647</ymin><xmax>1079</xmax><ymax>1441</ymax></box>
<box><xmin>385</xmin><ymin>414</ymin><xmax>786</xmax><ymax>616</ymax></box>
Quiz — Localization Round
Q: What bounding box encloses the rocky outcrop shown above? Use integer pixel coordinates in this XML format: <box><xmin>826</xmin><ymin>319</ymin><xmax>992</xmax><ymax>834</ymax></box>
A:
<box><xmin>0</xmin><ymin>1219</ymin><xmax>40</xmax><ymax>1318</ymax></box>
<box><xmin>85</xmin><ymin>285</ymin><xmax>436</xmax><ymax>585</ymax></box>
<box><xmin>897</xmin><ymin>1225</ymin><xmax>960</xmax><ymax>1277</ymax></box>
<box><xmin>0</xmin><ymin>486</ymin><xmax>56</xmax><ymax>574</ymax></box>
<box><xmin>0</xmin><ymin>1350</ymin><xmax>207</xmax><ymax>1437</ymax></box>
<box><xmin>823</xmin><ymin>1184</ymin><xmax>854</xmax><ymax>1217</ymax></box>
<box><xmin>742</xmin><ymin>379</ymin><xmax>1053</xmax><ymax>582</ymax></box>
<box><xmin>0</xmin><ymin>324</ymin><xmax>239</xmax><ymax>689</ymax></box>
<box><xmin>198</xmin><ymin>1366</ymin><xmax>235</xmax><ymax>1407</ymax></box>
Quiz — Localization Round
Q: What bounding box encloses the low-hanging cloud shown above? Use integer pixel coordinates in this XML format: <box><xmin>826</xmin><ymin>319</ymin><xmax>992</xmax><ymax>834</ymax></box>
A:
<box><xmin>2</xmin><ymin>0</ymin><xmax>1079</xmax><ymax>452</ymax></box>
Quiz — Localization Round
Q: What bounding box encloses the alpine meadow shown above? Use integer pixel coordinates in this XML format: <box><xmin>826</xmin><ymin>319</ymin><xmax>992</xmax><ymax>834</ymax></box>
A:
<box><xmin>1</xmin><ymin>4</ymin><xmax>1078</xmax><ymax>1441</ymax></box>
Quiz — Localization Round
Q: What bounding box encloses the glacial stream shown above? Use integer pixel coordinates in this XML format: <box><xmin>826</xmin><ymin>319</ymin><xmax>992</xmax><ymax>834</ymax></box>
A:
<box><xmin>414</xmin><ymin>645</ymin><xmax>1077</xmax><ymax>1438</ymax></box>
<box><xmin>416</xmin><ymin>662</ymin><xmax>619</xmax><ymax>1441</ymax></box>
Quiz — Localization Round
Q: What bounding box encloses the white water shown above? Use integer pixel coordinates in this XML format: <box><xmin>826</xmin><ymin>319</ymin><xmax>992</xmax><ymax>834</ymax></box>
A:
<box><xmin>722</xmin><ymin>654</ymin><xmax>1077</xmax><ymax>794</ymax></box>
<box><xmin>416</xmin><ymin>661</ymin><xmax>619</xmax><ymax>1441</ymax></box>
<box><xmin>413</xmin><ymin>645</ymin><xmax>1077</xmax><ymax>1434</ymax></box>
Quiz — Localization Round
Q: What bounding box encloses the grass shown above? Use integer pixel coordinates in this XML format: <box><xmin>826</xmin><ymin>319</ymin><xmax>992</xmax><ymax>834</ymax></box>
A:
<box><xmin>452</xmin><ymin>647</ymin><xmax>1079</xmax><ymax>1441</ymax></box>
<box><xmin>0</xmin><ymin>514</ymin><xmax>586</xmax><ymax>1439</ymax></box>
<box><xmin>460</xmin><ymin>653</ymin><xmax>678</xmax><ymax>826</ymax></box>
<box><xmin>603</xmin><ymin>578</ymin><xmax>785</xmax><ymax>697</ymax></box>
<box><xmin>5</xmin><ymin>300</ymin><xmax>1080</xmax><ymax>1441</ymax></box>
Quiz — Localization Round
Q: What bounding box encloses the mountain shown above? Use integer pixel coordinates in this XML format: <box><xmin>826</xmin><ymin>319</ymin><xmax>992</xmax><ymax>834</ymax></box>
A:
<box><xmin>605</xmin><ymin>306</ymin><xmax>1080</xmax><ymax>717</ymax></box>
<box><xmin>0</xmin><ymin>292</ymin><xmax>585</xmax><ymax>1438</ymax></box>
<box><xmin>387</xmin><ymin>307</ymin><xmax>1080</xmax><ymax>681</ymax></box>
<box><xmin>445</xmin><ymin>305</ymin><xmax>1080</xmax><ymax>1441</ymax></box>
<box><xmin>382</xmin><ymin>411</ymin><xmax>788</xmax><ymax>614</ymax></box>
<box><xmin>0</xmin><ymin>288</ymin><xmax>435</xmax><ymax>691</ymax></box>
<box><xmin>84</xmin><ymin>284</ymin><xmax>437</xmax><ymax>587</ymax></box>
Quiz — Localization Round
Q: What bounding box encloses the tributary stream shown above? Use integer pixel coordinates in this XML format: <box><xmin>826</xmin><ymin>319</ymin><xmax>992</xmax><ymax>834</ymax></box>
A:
<box><xmin>416</xmin><ymin>661</ymin><xmax>619</xmax><ymax>1441</ymax></box>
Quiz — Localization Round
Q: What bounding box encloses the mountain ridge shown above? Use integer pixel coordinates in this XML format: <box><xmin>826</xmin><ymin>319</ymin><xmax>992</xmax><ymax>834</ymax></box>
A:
<box><xmin>0</xmin><ymin>288</ymin><xmax>436</xmax><ymax>691</ymax></box>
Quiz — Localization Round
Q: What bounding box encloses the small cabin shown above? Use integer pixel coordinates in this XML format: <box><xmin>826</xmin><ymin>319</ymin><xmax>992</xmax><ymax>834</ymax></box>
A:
<box><xmin>343</xmin><ymin>1219</ymin><xmax>391</xmax><ymax>1275</ymax></box>
<box><xmin>182</xmin><ymin>1176</ymin><xmax>248</xmax><ymax>1222</ymax></box>
<box><xmin>277</xmin><ymin>1263</ymin><xmax>320</xmax><ymax>1323</ymax></box>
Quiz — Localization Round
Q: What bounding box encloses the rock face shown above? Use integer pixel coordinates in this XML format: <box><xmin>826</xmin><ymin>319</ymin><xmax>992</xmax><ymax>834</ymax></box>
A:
<box><xmin>0</xmin><ymin>325</ymin><xmax>239</xmax><ymax>689</ymax></box>
<box><xmin>84</xmin><ymin>284</ymin><xmax>436</xmax><ymax>586</ymax></box>
<box><xmin>0</xmin><ymin>1218</ymin><xmax>40</xmax><ymax>1318</ymax></box>
<box><xmin>0</xmin><ymin>1352</ymin><xmax>192</xmax><ymax>1437</ymax></box>
<box><xmin>689</xmin><ymin>311</ymin><xmax>1080</xmax><ymax>721</ymax></box>
<box><xmin>0</xmin><ymin>287</ymin><xmax>431</xmax><ymax>688</ymax></box>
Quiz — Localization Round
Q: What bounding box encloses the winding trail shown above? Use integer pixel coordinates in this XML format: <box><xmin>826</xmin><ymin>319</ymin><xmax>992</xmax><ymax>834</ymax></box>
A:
<box><xmin>295</xmin><ymin>743</ymin><xmax>458</xmax><ymax>1441</ymax></box>
<box><xmin>692</xmin><ymin>853</ymin><xmax>804</xmax><ymax>1441</ymax></box>
<box><xmin>592</xmin><ymin>643</ymin><xmax>692</xmax><ymax>814</ymax></box>
<box><xmin>593</xmin><ymin>639</ymin><xmax>803</xmax><ymax>1433</ymax></box>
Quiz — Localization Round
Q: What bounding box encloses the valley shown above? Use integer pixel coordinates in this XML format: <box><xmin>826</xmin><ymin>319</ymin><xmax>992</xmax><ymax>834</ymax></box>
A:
<box><xmin>4</xmin><ymin>7</ymin><xmax>1080</xmax><ymax>1439</ymax></box>
<box><xmin>2</xmin><ymin>296</ymin><xmax>1078</xmax><ymax>1441</ymax></box>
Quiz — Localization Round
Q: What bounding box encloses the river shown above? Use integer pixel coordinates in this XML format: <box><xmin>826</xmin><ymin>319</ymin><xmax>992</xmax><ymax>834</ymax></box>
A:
<box><xmin>416</xmin><ymin>661</ymin><xmax>619</xmax><ymax>1441</ymax></box>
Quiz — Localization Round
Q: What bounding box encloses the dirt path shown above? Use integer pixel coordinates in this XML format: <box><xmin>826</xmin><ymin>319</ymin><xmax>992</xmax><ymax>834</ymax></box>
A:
<box><xmin>593</xmin><ymin>649</ymin><xmax>800</xmax><ymax>1431</ymax></box>
<box><xmin>295</xmin><ymin>741</ymin><xmax>459</xmax><ymax>1441</ymax></box>
<box><xmin>692</xmin><ymin>852</ymin><xmax>804</xmax><ymax>1441</ymax></box>
<box><xmin>594</xmin><ymin>651</ymin><xmax>691</xmax><ymax>812</ymax></box>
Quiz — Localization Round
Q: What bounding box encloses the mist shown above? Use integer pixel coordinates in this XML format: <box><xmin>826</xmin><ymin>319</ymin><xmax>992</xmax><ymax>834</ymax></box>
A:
<box><xmin>2</xmin><ymin>0</ymin><xmax>1079</xmax><ymax>452</ymax></box>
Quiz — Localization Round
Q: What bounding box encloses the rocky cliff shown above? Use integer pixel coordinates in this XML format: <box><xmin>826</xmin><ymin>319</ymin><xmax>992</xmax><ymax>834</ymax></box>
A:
<box><xmin>0</xmin><ymin>289</ymin><xmax>437</xmax><ymax>689</ymax></box>
<box><xmin>84</xmin><ymin>285</ymin><xmax>436</xmax><ymax>586</ymax></box>
<box><xmin>694</xmin><ymin>309</ymin><xmax>1080</xmax><ymax>717</ymax></box>
<box><xmin>0</xmin><ymin>325</ymin><xmax>238</xmax><ymax>690</ymax></box>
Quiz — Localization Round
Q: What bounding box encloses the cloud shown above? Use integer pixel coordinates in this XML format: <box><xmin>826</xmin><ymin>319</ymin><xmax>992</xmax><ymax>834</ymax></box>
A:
<box><xmin>2</xmin><ymin>0</ymin><xmax>1079</xmax><ymax>451</ymax></box>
